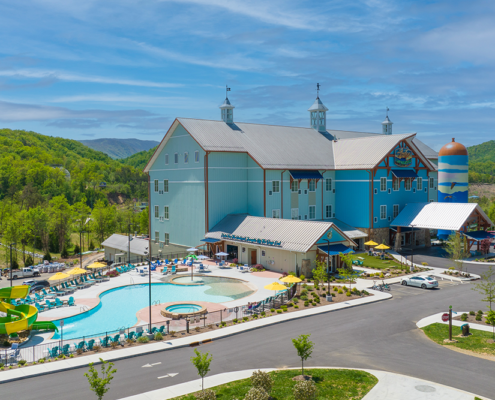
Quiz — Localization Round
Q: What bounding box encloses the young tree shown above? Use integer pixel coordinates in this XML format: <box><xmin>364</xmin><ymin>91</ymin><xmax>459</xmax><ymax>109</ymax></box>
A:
<box><xmin>480</xmin><ymin>239</ymin><xmax>491</xmax><ymax>255</ymax></box>
<box><xmin>139</xmin><ymin>206</ymin><xmax>149</xmax><ymax>235</ymax></box>
<box><xmin>25</xmin><ymin>255</ymin><xmax>34</xmax><ymax>267</ymax></box>
<box><xmin>190</xmin><ymin>349</ymin><xmax>213</xmax><ymax>392</ymax></box>
<box><xmin>74</xmin><ymin>244</ymin><xmax>81</xmax><ymax>256</ymax></box>
<box><xmin>91</xmin><ymin>199</ymin><xmax>117</xmax><ymax>244</ymax></box>
<box><xmin>292</xmin><ymin>334</ymin><xmax>314</xmax><ymax>377</ymax></box>
<box><xmin>49</xmin><ymin>195</ymin><xmax>73</xmax><ymax>253</ymax></box>
<box><xmin>486</xmin><ymin>310</ymin><xmax>495</xmax><ymax>341</ymax></box>
<box><xmin>312</xmin><ymin>260</ymin><xmax>328</xmax><ymax>292</ymax></box>
<box><xmin>338</xmin><ymin>251</ymin><xmax>356</xmax><ymax>290</ymax></box>
<box><xmin>84</xmin><ymin>358</ymin><xmax>117</xmax><ymax>400</ymax></box>
<box><xmin>444</xmin><ymin>232</ymin><xmax>469</xmax><ymax>272</ymax></box>
<box><xmin>472</xmin><ymin>266</ymin><xmax>495</xmax><ymax>311</ymax></box>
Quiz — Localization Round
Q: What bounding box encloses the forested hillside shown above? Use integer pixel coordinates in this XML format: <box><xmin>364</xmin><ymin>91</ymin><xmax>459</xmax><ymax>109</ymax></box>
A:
<box><xmin>468</xmin><ymin>140</ymin><xmax>495</xmax><ymax>163</ymax></box>
<box><xmin>119</xmin><ymin>145</ymin><xmax>158</xmax><ymax>170</ymax></box>
<box><xmin>0</xmin><ymin>129</ymin><xmax>149</xmax><ymax>267</ymax></box>
<box><xmin>79</xmin><ymin>138</ymin><xmax>159</xmax><ymax>159</ymax></box>
<box><xmin>468</xmin><ymin>140</ymin><xmax>495</xmax><ymax>184</ymax></box>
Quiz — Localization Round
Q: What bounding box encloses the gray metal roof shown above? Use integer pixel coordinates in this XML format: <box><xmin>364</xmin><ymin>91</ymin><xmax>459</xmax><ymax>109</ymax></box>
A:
<box><xmin>390</xmin><ymin>202</ymin><xmax>493</xmax><ymax>231</ymax></box>
<box><xmin>102</xmin><ymin>234</ymin><xmax>149</xmax><ymax>256</ymax></box>
<box><xmin>219</xmin><ymin>98</ymin><xmax>234</xmax><ymax>109</ymax></box>
<box><xmin>145</xmin><ymin>118</ymin><xmax>437</xmax><ymax>172</ymax></box>
<box><xmin>382</xmin><ymin>116</ymin><xmax>393</xmax><ymax>125</ymax></box>
<box><xmin>308</xmin><ymin>97</ymin><xmax>329</xmax><ymax>112</ymax></box>
<box><xmin>327</xmin><ymin>218</ymin><xmax>368</xmax><ymax>239</ymax></box>
<box><xmin>206</xmin><ymin>214</ymin><xmax>343</xmax><ymax>253</ymax></box>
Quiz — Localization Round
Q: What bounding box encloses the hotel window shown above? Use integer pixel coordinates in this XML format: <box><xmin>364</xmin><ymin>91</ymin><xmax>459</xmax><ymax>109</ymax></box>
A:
<box><xmin>174</xmin><ymin>153</ymin><xmax>178</xmax><ymax>164</ymax></box>
<box><xmin>272</xmin><ymin>209</ymin><xmax>280</xmax><ymax>219</ymax></box>
<box><xmin>154</xmin><ymin>205</ymin><xmax>159</xmax><ymax>218</ymax></box>
<box><xmin>380</xmin><ymin>205</ymin><xmax>387</xmax><ymax>220</ymax></box>
<box><xmin>163</xmin><ymin>180</ymin><xmax>169</xmax><ymax>193</ymax></box>
<box><xmin>164</xmin><ymin>206</ymin><xmax>169</xmax><ymax>220</ymax></box>
<box><xmin>309</xmin><ymin>205</ymin><xmax>316</xmax><ymax>220</ymax></box>
<box><xmin>325</xmin><ymin>178</ymin><xmax>332</xmax><ymax>191</ymax></box>
<box><xmin>165</xmin><ymin>154</ymin><xmax>169</xmax><ymax>165</ymax></box>
<box><xmin>272</xmin><ymin>181</ymin><xmax>280</xmax><ymax>193</ymax></box>
<box><xmin>417</xmin><ymin>177</ymin><xmax>422</xmax><ymax>191</ymax></box>
<box><xmin>393</xmin><ymin>204</ymin><xmax>399</xmax><ymax>218</ymax></box>
<box><xmin>164</xmin><ymin>233</ymin><xmax>170</xmax><ymax>245</ymax></box>
<box><xmin>393</xmin><ymin>179</ymin><xmax>399</xmax><ymax>191</ymax></box>
<box><xmin>195</xmin><ymin>151</ymin><xmax>199</xmax><ymax>163</ymax></box>
<box><xmin>291</xmin><ymin>208</ymin><xmax>299</xmax><ymax>220</ymax></box>
<box><xmin>405</xmin><ymin>179</ymin><xmax>411</xmax><ymax>191</ymax></box>
<box><xmin>154</xmin><ymin>231</ymin><xmax>159</xmax><ymax>243</ymax></box>
<box><xmin>291</xmin><ymin>180</ymin><xmax>298</xmax><ymax>192</ymax></box>
<box><xmin>325</xmin><ymin>204</ymin><xmax>332</xmax><ymax>219</ymax></box>
<box><xmin>308</xmin><ymin>180</ymin><xmax>316</xmax><ymax>192</ymax></box>
<box><xmin>154</xmin><ymin>179</ymin><xmax>158</xmax><ymax>192</ymax></box>
<box><xmin>429</xmin><ymin>177</ymin><xmax>434</xmax><ymax>189</ymax></box>
<box><xmin>380</xmin><ymin>177</ymin><xmax>387</xmax><ymax>192</ymax></box>
<box><xmin>184</xmin><ymin>152</ymin><xmax>189</xmax><ymax>164</ymax></box>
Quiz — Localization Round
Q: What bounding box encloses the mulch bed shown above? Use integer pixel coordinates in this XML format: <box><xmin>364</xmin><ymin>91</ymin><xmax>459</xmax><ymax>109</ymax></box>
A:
<box><xmin>453</xmin><ymin>313</ymin><xmax>491</xmax><ymax>326</ymax></box>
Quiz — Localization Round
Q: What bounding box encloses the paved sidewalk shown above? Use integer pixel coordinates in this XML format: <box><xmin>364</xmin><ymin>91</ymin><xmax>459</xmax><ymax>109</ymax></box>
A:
<box><xmin>0</xmin><ymin>290</ymin><xmax>391</xmax><ymax>383</ymax></box>
<box><xmin>417</xmin><ymin>311</ymin><xmax>494</xmax><ymax>332</ymax></box>
<box><xmin>118</xmin><ymin>367</ymin><xmax>489</xmax><ymax>400</ymax></box>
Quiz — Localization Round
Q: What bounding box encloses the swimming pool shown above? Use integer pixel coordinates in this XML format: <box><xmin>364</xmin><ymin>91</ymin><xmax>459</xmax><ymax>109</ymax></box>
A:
<box><xmin>52</xmin><ymin>278</ymin><xmax>254</xmax><ymax>340</ymax></box>
<box><xmin>165</xmin><ymin>304</ymin><xmax>202</xmax><ymax>313</ymax></box>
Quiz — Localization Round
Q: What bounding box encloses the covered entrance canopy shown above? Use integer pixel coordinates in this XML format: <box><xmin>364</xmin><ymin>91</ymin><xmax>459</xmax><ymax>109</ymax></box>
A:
<box><xmin>317</xmin><ymin>243</ymin><xmax>353</xmax><ymax>255</ymax></box>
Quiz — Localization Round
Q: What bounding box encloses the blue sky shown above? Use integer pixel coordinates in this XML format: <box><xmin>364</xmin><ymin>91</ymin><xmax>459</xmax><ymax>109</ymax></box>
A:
<box><xmin>0</xmin><ymin>0</ymin><xmax>494</xmax><ymax>150</ymax></box>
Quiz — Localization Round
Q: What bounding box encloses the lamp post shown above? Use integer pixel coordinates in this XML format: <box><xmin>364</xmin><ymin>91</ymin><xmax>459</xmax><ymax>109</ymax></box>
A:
<box><xmin>128</xmin><ymin>224</ymin><xmax>134</xmax><ymax>266</ymax></box>
<box><xmin>79</xmin><ymin>231</ymin><xmax>86</xmax><ymax>268</ymax></box>
<box><xmin>9</xmin><ymin>243</ymin><xmax>16</xmax><ymax>287</ymax></box>
<box><xmin>145</xmin><ymin>247</ymin><xmax>152</xmax><ymax>332</ymax></box>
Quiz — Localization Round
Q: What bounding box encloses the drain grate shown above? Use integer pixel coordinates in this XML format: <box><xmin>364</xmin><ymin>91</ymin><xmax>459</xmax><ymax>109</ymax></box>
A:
<box><xmin>415</xmin><ymin>385</ymin><xmax>436</xmax><ymax>393</ymax></box>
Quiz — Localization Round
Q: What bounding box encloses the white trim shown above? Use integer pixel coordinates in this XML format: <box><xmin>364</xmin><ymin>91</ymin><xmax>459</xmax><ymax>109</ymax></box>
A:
<box><xmin>393</xmin><ymin>204</ymin><xmax>399</xmax><ymax>219</ymax></box>
<box><xmin>154</xmin><ymin>205</ymin><xmax>159</xmax><ymax>219</ymax></box>
<box><xmin>325</xmin><ymin>204</ymin><xmax>332</xmax><ymax>219</ymax></box>
<box><xmin>271</xmin><ymin>209</ymin><xmax>280</xmax><ymax>219</ymax></box>
<box><xmin>271</xmin><ymin>180</ymin><xmax>280</xmax><ymax>193</ymax></box>
<box><xmin>380</xmin><ymin>177</ymin><xmax>387</xmax><ymax>192</ymax></box>
<box><xmin>164</xmin><ymin>205</ymin><xmax>169</xmax><ymax>220</ymax></box>
<box><xmin>163</xmin><ymin>179</ymin><xmax>169</xmax><ymax>193</ymax></box>
<box><xmin>291</xmin><ymin>208</ymin><xmax>299</xmax><ymax>220</ymax></box>
<box><xmin>154</xmin><ymin>179</ymin><xmax>159</xmax><ymax>193</ymax></box>
<box><xmin>380</xmin><ymin>205</ymin><xmax>387</xmax><ymax>220</ymax></box>
<box><xmin>169</xmin><ymin>134</ymin><xmax>190</xmax><ymax>139</ymax></box>
<box><xmin>164</xmin><ymin>233</ymin><xmax>170</xmax><ymax>245</ymax></box>
<box><xmin>309</xmin><ymin>205</ymin><xmax>316</xmax><ymax>220</ymax></box>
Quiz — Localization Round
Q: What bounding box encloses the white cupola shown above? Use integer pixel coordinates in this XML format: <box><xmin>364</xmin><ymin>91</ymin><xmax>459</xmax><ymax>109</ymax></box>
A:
<box><xmin>308</xmin><ymin>83</ymin><xmax>328</xmax><ymax>132</ymax></box>
<box><xmin>220</xmin><ymin>86</ymin><xmax>234</xmax><ymax>123</ymax></box>
<box><xmin>382</xmin><ymin>107</ymin><xmax>393</xmax><ymax>135</ymax></box>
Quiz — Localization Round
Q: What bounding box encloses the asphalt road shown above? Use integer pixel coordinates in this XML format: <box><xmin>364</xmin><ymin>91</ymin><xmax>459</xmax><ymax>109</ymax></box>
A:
<box><xmin>1</xmin><ymin>281</ymin><xmax>494</xmax><ymax>399</ymax></box>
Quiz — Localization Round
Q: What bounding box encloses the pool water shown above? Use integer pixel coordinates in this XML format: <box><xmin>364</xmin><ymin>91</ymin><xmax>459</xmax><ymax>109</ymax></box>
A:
<box><xmin>52</xmin><ymin>279</ymin><xmax>253</xmax><ymax>340</ymax></box>
<box><xmin>165</xmin><ymin>304</ymin><xmax>202</xmax><ymax>313</ymax></box>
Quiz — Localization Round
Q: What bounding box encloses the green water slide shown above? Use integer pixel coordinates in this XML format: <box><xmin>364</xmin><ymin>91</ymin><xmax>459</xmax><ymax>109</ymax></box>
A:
<box><xmin>0</xmin><ymin>286</ymin><xmax>58</xmax><ymax>335</ymax></box>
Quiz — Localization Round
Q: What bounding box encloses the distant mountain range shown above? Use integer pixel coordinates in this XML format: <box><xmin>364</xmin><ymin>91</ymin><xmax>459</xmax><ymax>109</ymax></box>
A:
<box><xmin>119</xmin><ymin>145</ymin><xmax>158</xmax><ymax>170</ymax></box>
<box><xmin>79</xmin><ymin>138</ymin><xmax>159</xmax><ymax>159</ymax></box>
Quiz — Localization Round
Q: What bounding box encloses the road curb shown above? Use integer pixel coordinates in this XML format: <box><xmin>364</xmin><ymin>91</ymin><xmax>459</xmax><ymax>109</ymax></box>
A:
<box><xmin>0</xmin><ymin>291</ymin><xmax>391</xmax><ymax>383</ymax></box>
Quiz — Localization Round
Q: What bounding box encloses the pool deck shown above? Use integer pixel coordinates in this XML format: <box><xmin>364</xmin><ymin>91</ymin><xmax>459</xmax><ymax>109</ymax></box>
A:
<box><xmin>31</xmin><ymin>263</ymin><xmax>282</xmax><ymax>324</ymax></box>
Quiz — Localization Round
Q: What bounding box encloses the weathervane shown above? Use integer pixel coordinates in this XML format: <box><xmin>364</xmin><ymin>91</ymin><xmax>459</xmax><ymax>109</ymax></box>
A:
<box><xmin>316</xmin><ymin>83</ymin><xmax>320</xmax><ymax>98</ymax></box>
<box><xmin>226</xmin><ymin>85</ymin><xmax>231</xmax><ymax>99</ymax></box>
<box><xmin>386</xmin><ymin>107</ymin><xmax>389</xmax><ymax>117</ymax></box>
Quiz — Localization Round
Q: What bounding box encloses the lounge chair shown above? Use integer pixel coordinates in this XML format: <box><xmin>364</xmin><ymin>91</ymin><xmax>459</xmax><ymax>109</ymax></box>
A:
<box><xmin>47</xmin><ymin>346</ymin><xmax>59</xmax><ymax>358</ymax></box>
<box><xmin>76</xmin><ymin>341</ymin><xmax>86</xmax><ymax>352</ymax></box>
<box><xmin>86</xmin><ymin>340</ymin><xmax>95</xmax><ymax>351</ymax></box>
<box><xmin>98</xmin><ymin>271</ymin><xmax>110</xmax><ymax>281</ymax></box>
<box><xmin>67</xmin><ymin>296</ymin><xmax>75</xmax><ymax>306</ymax></box>
<box><xmin>83</xmin><ymin>275</ymin><xmax>97</xmax><ymax>285</ymax></box>
<box><xmin>164</xmin><ymin>259</ymin><xmax>169</xmax><ymax>265</ymax></box>
<box><xmin>158</xmin><ymin>325</ymin><xmax>165</xmax><ymax>333</ymax></box>
<box><xmin>42</xmin><ymin>289</ymin><xmax>57</xmax><ymax>298</ymax></box>
<box><xmin>100</xmin><ymin>337</ymin><xmax>110</xmax><ymax>348</ymax></box>
<box><xmin>61</xmin><ymin>344</ymin><xmax>71</xmax><ymax>355</ymax></box>
<box><xmin>50</xmin><ymin>286</ymin><xmax>65</xmax><ymax>296</ymax></box>
<box><xmin>35</xmin><ymin>302</ymin><xmax>46</xmax><ymax>312</ymax></box>
<box><xmin>162</xmin><ymin>266</ymin><xmax>169</xmax><ymax>275</ymax></box>
<box><xmin>54</xmin><ymin>298</ymin><xmax>64</xmax><ymax>308</ymax></box>
<box><xmin>135</xmin><ymin>331</ymin><xmax>143</xmax><ymax>339</ymax></box>
<box><xmin>111</xmin><ymin>334</ymin><xmax>121</xmax><ymax>344</ymax></box>
<box><xmin>45</xmin><ymin>299</ymin><xmax>55</xmax><ymax>310</ymax></box>
<box><xmin>171</xmin><ymin>265</ymin><xmax>176</xmax><ymax>275</ymax></box>
<box><xmin>174</xmin><ymin>259</ymin><xmax>178</xmax><ymax>264</ymax></box>
<box><xmin>34</xmin><ymin>293</ymin><xmax>44</xmax><ymax>302</ymax></box>
<box><xmin>25</xmin><ymin>295</ymin><xmax>35</xmax><ymax>304</ymax></box>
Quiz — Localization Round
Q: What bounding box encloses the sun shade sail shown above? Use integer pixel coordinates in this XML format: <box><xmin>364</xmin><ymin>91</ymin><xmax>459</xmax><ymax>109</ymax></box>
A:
<box><xmin>289</xmin><ymin>170</ymin><xmax>323</xmax><ymax>180</ymax></box>
<box><xmin>317</xmin><ymin>244</ymin><xmax>353</xmax><ymax>255</ymax></box>
<box><xmin>391</xmin><ymin>169</ymin><xmax>418</xmax><ymax>179</ymax></box>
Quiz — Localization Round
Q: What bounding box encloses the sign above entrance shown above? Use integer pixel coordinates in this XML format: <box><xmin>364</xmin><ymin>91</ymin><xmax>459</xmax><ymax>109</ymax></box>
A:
<box><xmin>394</xmin><ymin>148</ymin><xmax>413</xmax><ymax>167</ymax></box>
<box><xmin>221</xmin><ymin>233</ymin><xmax>282</xmax><ymax>247</ymax></box>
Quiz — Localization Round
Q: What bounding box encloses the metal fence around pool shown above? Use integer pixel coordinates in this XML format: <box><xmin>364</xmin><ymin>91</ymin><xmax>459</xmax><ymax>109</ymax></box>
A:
<box><xmin>1</xmin><ymin>284</ymin><xmax>296</xmax><ymax>366</ymax></box>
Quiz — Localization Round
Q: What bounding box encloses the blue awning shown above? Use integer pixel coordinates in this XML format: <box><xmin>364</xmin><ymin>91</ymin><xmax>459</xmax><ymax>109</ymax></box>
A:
<box><xmin>200</xmin><ymin>238</ymin><xmax>221</xmax><ymax>243</ymax></box>
<box><xmin>317</xmin><ymin>244</ymin><xmax>353</xmax><ymax>256</ymax></box>
<box><xmin>391</xmin><ymin>169</ymin><xmax>418</xmax><ymax>179</ymax></box>
<box><xmin>289</xmin><ymin>170</ymin><xmax>323</xmax><ymax>180</ymax></box>
<box><xmin>390</xmin><ymin>227</ymin><xmax>421</xmax><ymax>233</ymax></box>
<box><xmin>461</xmin><ymin>231</ymin><xmax>494</xmax><ymax>241</ymax></box>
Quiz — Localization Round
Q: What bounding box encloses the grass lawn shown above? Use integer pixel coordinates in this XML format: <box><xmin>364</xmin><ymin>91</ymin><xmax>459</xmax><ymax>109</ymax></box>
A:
<box><xmin>175</xmin><ymin>369</ymin><xmax>378</xmax><ymax>400</ymax></box>
<box><xmin>422</xmin><ymin>323</ymin><xmax>495</xmax><ymax>357</ymax></box>
<box><xmin>358</xmin><ymin>254</ymin><xmax>404</xmax><ymax>270</ymax></box>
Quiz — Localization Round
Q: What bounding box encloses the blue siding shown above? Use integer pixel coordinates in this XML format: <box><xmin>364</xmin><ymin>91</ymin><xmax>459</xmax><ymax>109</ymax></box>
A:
<box><xmin>335</xmin><ymin>170</ymin><xmax>370</xmax><ymax>228</ymax></box>
<box><xmin>247</xmin><ymin>157</ymin><xmax>263</xmax><ymax>216</ymax></box>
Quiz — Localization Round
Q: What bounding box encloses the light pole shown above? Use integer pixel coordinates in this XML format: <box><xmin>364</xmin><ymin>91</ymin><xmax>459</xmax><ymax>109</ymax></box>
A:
<box><xmin>145</xmin><ymin>247</ymin><xmax>152</xmax><ymax>332</ymax></box>
<box><xmin>128</xmin><ymin>223</ymin><xmax>134</xmax><ymax>266</ymax></box>
<box><xmin>79</xmin><ymin>231</ymin><xmax>86</xmax><ymax>267</ymax></box>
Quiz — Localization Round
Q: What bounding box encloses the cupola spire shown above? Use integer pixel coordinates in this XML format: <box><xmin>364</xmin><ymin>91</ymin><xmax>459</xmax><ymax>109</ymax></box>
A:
<box><xmin>308</xmin><ymin>83</ymin><xmax>328</xmax><ymax>132</ymax></box>
<box><xmin>382</xmin><ymin>107</ymin><xmax>393</xmax><ymax>135</ymax></box>
<box><xmin>219</xmin><ymin>85</ymin><xmax>234</xmax><ymax>123</ymax></box>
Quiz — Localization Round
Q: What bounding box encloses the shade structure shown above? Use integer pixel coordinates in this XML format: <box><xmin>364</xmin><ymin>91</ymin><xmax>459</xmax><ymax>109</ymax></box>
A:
<box><xmin>264</xmin><ymin>282</ymin><xmax>287</xmax><ymax>291</ymax></box>
<box><xmin>375</xmin><ymin>244</ymin><xmax>390</xmax><ymax>250</ymax></box>
<box><xmin>317</xmin><ymin>244</ymin><xmax>353</xmax><ymax>256</ymax></box>
<box><xmin>197</xmin><ymin>255</ymin><xmax>209</xmax><ymax>259</ymax></box>
<box><xmin>215</xmin><ymin>252</ymin><xmax>228</xmax><ymax>256</ymax></box>
<box><xmin>48</xmin><ymin>272</ymin><xmax>70</xmax><ymax>281</ymax></box>
<box><xmin>280</xmin><ymin>275</ymin><xmax>302</xmax><ymax>284</ymax></box>
<box><xmin>364</xmin><ymin>240</ymin><xmax>378</xmax><ymax>246</ymax></box>
<box><xmin>66</xmin><ymin>267</ymin><xmax>87</xmax><ymax>275</ymax></box>
<box><xmin>187</xmin><ymin>248</ymin><xmax>198</xmax><ymax>252</ymax></box>
<box><xmin>86</xmin><ymin>262</ymin><xmax>106</xmax><ymax>269</ymax></box>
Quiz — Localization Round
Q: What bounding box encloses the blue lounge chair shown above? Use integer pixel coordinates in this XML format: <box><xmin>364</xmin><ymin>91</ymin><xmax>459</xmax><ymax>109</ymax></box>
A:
<box><xmin>34</xmin><ymin>292</ymin><xmax>44</xmax><ymax>302</ymax></box>
<box><xmin>86</xmin><ymin>340</ymin><xmax>95</xmax><ymax>351</ymax></box>
<box><xmin>174</xmin><ymin>259</ymin><xmax>178</xmax><ymax>264</ymax></box>
<box><xmin>111</xmin><ymin>334</ymin><xmax>121</xmax><ymax>344</ymax></box>
<box><xmin>47</xmin><ymin>346</ymin><xmax>59</xmax><ymax>358</ymax></box>
<box><xmin>171</xmin><ymin>265</ymin><xmax>176</xmax><ymax>274</ymax></box>
<box><xmin>54</xmin><ymin>298</ymin><xmax>64</xmax><ymax>308</ymax></box>
<box><xmin>101</xmin><ymin>337</ymin><xmax>110</xmax><ymax>348</ymax></box>
<box><xmin>76</xmin><ymin>341</ymin><xmax>86</xmax><ymax>352</ymax></box>
<box><xmin>61</xmin><ymin>344</ymin><xmax>71</xmax><ymax>355</ymax></box>
<box><xmin>42</xmin><ymin>289</ymin><xmax>57</xmax><ymax>298</ymax></box>
<box><xmin>165</xmin><ymin>259</ymin><xmax>169</xmax><ymax>265</ymax></box>
<box><xmin>135</xmin><ymin>331</ymin><xmax>143</xmax><ymax>339</ymax></box>
<box><xmin>158</xmin><ymin>325</ymin><xmax>166</xmax><ymax>333</ymax></box>
<box><xmin>51</xmin><ymin>286</ymin><xmax>65</xmax><ymax>296</ymax></box>
<box><xmin>128</xmin><ymin>331</ymin><xmax>136</xmax><ymax>340</ymax></box>
<box><xmin>67</xmin><ymin>296</ymin><xmax>75</xmax><ymax>306</ymax></box>
<box><xmin>35</xmin><ymin>302</ymin><xmax>46</xmax><ymax>312</ymax></box>
<box><xmin>45</xmin><ymin>299</ymin><xmax>55</xmax><ymax>310</ymax></box>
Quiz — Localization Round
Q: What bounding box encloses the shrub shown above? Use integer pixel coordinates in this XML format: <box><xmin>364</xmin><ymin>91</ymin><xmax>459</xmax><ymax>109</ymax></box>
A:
<box><xmin>18</xmin><ymin>359</ymin><xmax>27</xmax><ymax>366</ymax></box>
<box><xmin>311</xmin><ymin>292</ymin><xmax>317</xmax><ymax>298</ymax></box>
<box><xmin>346</xmin><ymin>291</ymin><xmax>351</xmax><ymax>297</ymax></box>
<box><xmin>294</xmin><ymin>305</ymin><xmax>299</xmax><ymax>309</ymax></box>
<box><xmin>170</xmin><ymin>330</ymin><xmax>177</xmax><ymax>336</ymax></box>
<box><xmin>137</xmin><ymin>336</ymin><xmax>150</xmax><ymax>343</ymax></box>
<box><xmin>469</xmin><ymin>311</ymin><xmax>475</xmax><ymax>316</ymax></box>
<box><xmin>460</xmin><ymin>313</ymin><xmax>468</xmax><ymax>321</ymax></box>
<box><xmin>126</xmin><ymin>338</ymin><xmax>134</xmax><ymax>346</ymax></box>
<box><xmin>60</xmin><ymin>247</ymin><xmax>69</xmax><ymax>259</ymax></box>
<box><xmin>379</xmin><ymin>273</ymin><xmax>385</xmax><ymax>278</ymax></box>
<box><xmin>250</xmin><ymin>370</ymin><xmax>273</xmax><ymax>393</ymax></box>
<box><xmin>110</xmin><ymin>341</ymin><xmax>119</xmax><ymax>349</ymax></box>
<box><xmin>301</xmin><ymin>289</ymin><xmax>308</xmax><ymax>295</ymax></box>
<box><xmin>293</xmin><ymin>298</ymin><xmax>299</xmax><ymax>304</ymax></box>
<box><xmin>3</xmin><ymin>340</ymin><xmax>10</xmax><ymax>347</ymax></box>
<box><xmin>220</xmin><ymin>321</ymin><xmax>227</xmax><ymax>327</ymax></box>
<box><xmin>232</xmin><ymin>258</ymin><xmax>238</xmax><ymax>264</ymax></box>
<box><xmin>43</xmin><ymin>252</ymin><xmax>52</xmax><ymax>262</ymax></box>
<box><xmin>287</xmin><ymin>302</ymin><xmax>294</xmax><ymax>307</ymax></box>
<box><xmin>252</xmin><ymin>314</ymin><xmax>259</xmax><ymax>319</ymax></box>
<box><xmin>307</xmin><ymin>287</ymin><xmax>314</xmax><ymax>292</ymax></box>
<box><xmin>338</xmin><ymin>289</ymin><xmax>343</xmax><ymax>294</ymax></box>
<box><xmin>277</xmin><ymin>310</ymin><xmax>283</xmax><ymax>314</ymax></box>
<box><xmin>0</xmin><ymin>363</ymin><xmax>4</xmax><ymax>368</ymax></box>
<box><xmin>475</xmin><ymin>315</ymin><xmax>482</xmax><ymax>321</ymax></box>
<box><xmin>233</xmin><ymin>318</ymin><xmax>239</xmax><ymax>324</ymax></box>
<box><xmin>333</xmin><ymin>286</ymin><xmax>338</xmax><ymax>292</ymax></box>
<box><xmin>270</xmin><ymin>308</ymin><xmax>275</xmax><ymax>313</ymax></box>
<box><xmin>260</xmin><ymin>311</ymin><xmax>266</xmax><ymax>317</ymax></box>
<box><xmin>39</xmin><ymin>358</ymin><xmax>45</xmax><ymax>364</ymax></box>
<box><xmin>421</xmin><ymin>262</ymin><xmax>428</xmax><ymax>266</ymax></box>
<box><xmin>243</xmin><ymin>316</ymin><xmax>249</xmax><ymax>322</ymax></box>
<box><xmin>244</xmin><ymin>387</ymin><xmax>269</xmax><ymax>400</ymax></box>
<box><xmin>195</xmin><ymin>326</ymin><xmax>201</xmax><ymax>332</ymax></box>
<box><xmin>76</xmin><ymin>348</ymin><xmax>84</xmax><ymax>355</ymax></box>
<box><xmin>315</xmin><ymin>297</ymin><xmax>321</xmax><ymax>303</ymax></box>
<box><xmin>293</xmin><ymin>380</ymin><xmax>317</xmax><ymax>400</ymax></box>
<box><xmin>304</xmin><ymin>301</ymin><xmax>309</xmax><ymax>307</ymax></box>
<box><xmin>300</xmin><ymin>295</ymin><xmax>308</xmax><ymax>301</ymax></box>
<box><xmin>154</xmin><ymin>332</ymin><xmax>163</xmax><ymax>340</ymax></box>
<box><xmin>478</xmin><ymin>310</ymin><xmax>483</xmax><ymax>315</ymax></box>
<box><xmin>299</xmin><ymin>274</ymin><xmax>305</xmax><ymax>281</ymax></box>
<box><xmin>195</xmin><ymin>389</ymin><xmax>216</xmax><ymax>400</ymax></box>
<box><xmin>342</xmin><ymin>286</ymin><xmax>348</xmax><ymax>292</ymax></box>
<box><xmin>106</xmin><ymin>270</ymin><xmax>120</xmax><ymax>278</ymax></box>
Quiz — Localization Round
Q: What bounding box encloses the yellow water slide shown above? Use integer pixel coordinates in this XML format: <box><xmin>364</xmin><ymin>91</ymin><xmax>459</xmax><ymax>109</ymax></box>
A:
<box><xmin>0</xmin><ymin>286</ymin><xmax>57</xmax><ymax>335</ymax></box>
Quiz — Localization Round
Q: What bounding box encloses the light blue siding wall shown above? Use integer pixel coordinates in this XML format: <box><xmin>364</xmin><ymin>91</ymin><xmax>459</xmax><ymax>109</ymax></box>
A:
<box><xmin>208</xmin><ymin>153</ymin><xmax>249</xmax><ymax>229</ymax></box>
<box><xmin>266</xmin><ymin>170</ymin><xmax>282</xmax><ymax>218</ymax></box>
<box><xmin>247</xmin><ymin>157</ymin><xmax>263</xmax><ymax>216</ymax></box>
<box><xmin>428</xmin><ymin>171</ymin><xmax>438</xmax><ymax>202</ymax></box>
<box><xmin>335</xmin><ymin>170</ymin><xmax>370</xmax><ymax>228</ymax></box>
<box><xmin>322</xmin><ymin>171</ymin><xmax>336</xmax><ymax>219</ymax></box>
<box><xmin>149</xmin><ymin>124</ymin><xmax>205</xmax><ymax>247</ymax></box>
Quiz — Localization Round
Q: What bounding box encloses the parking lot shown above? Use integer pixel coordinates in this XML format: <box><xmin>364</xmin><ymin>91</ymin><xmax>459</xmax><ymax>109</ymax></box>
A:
<box><xmin>386</xmin><ymin>278</ymin><xmax>461</xmax><ymax>298</ymax></box>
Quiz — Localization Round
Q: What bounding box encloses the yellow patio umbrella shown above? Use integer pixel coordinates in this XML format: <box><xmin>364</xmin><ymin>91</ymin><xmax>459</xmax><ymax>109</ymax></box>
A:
<box><xmin>86</xmin><ymin>262</ymin><xmax>106</xmax><ymax>269</ymax></box>
<box><xmin>279</xmin><ymin>275</ymin><xmax>302</xmax><ymax>284</ymax></box>
<box><xmin>66</xmin><ymin>267</ymin><xmax>87</xmax><ymax>275</ymax></box>
<box><xmin>375</xmin><ymin>244</ymin><xmax>390</xmax><ymax>250</ymax></box>
<box><xmin>48</xmin><ymin>272</ymin><xmax>70</xmax><ymax>281</ymax></box>
<box><xmin>264</xmin><ymin>282</ymin><xmax>287</xmax><ymax>291</ymax></box>
<box><xmin>364</xmin><ymin>240</ymin><xmax>378</xmax><ymax>246</ymax></box>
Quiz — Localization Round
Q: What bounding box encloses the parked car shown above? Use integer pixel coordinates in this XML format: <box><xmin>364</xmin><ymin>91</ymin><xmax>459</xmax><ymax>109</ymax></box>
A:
<box><xmin>401</xmin><ymin>275</ymin><xmax>438</xmax><ymax>289</ymax></box>
<box><xmin>29</xmin><ymin>280</ymin><xmax>50</xmax><ymax>293</ymax></box>
<box><xmin>22</xmin><ymin>279</ymin><xmax>37</xmax><ymax>286</ymax></box>
<box><xmin>10</xmin><ymin>268</ymin><xmax>40</xmax><ymax>280</ymax></box>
